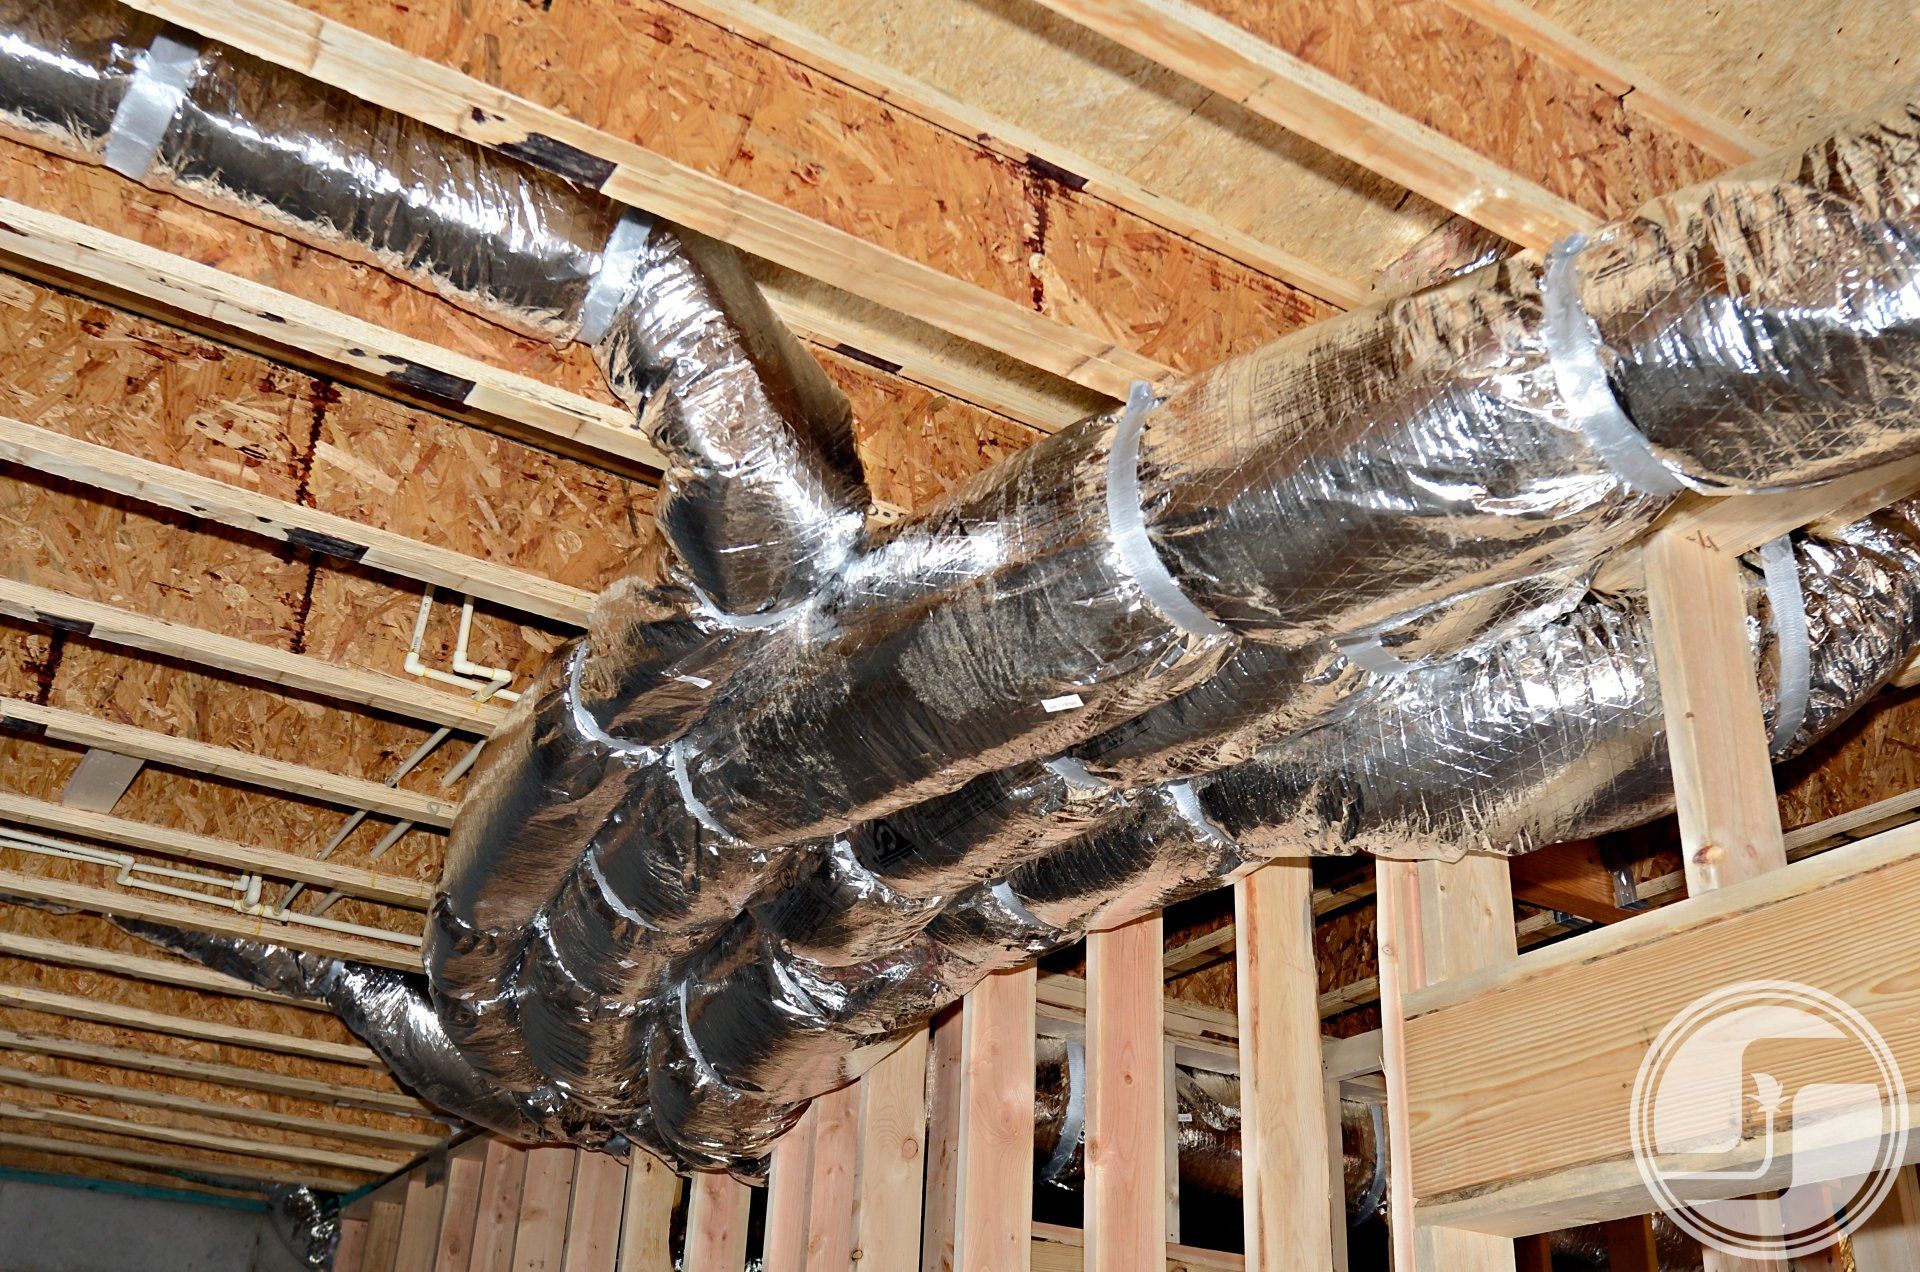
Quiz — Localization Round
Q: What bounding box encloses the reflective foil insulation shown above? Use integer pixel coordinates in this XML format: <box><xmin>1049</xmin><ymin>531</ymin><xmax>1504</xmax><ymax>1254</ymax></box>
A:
<box><xmin>12</xmin><ymin>0</ymin><xmax>1920</xmax><ymax>1181</ymax></box>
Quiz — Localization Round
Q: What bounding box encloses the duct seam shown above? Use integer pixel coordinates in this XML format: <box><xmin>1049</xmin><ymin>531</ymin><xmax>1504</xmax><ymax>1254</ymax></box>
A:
<box><xmin>101</xmin><ymin>29</ymin><xmax>196</xmax><ymax>178</ymax></box>
<box><xmin>1763</xmin><ymin>534</ymin><xmax>1813</xmax><ymax>752</ymax></box>
<box><xmin>1540</xmin><ymin>233</ymin><xmax>1687</xmax><ymax>497</ymax></box>
<box><xmin>1105</xmin><ymin>381</ymin><xmax>1230</xmax><ymax>640</ymax></box>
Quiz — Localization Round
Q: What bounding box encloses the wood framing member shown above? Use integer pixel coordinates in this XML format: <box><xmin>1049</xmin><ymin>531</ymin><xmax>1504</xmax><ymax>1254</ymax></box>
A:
<box><xmin>0</xmin><ymin>1128</ymin><xmax>367</xmax><ymax>1191</ymax></box>
<box><xmin>0</xmin><ymin>866</ymin><xmax>420</xmax><ymax>968</ymax></box>
<box><xmin>115</xmin><ymin>0</ymin><xmax>1174</xmax><ymax>400</ymax></box>
<box><xmin>0</xmin><ymin>1098</ymin><xmax>398</xmax><ymax>1173</ymax></box>
<box><xmin>1434</xmin><ymin>0</ymin><xmax>1761</xmax><ymax>164</ymax></box>
<box><xmin>663</xmin><ymin>0</ymin><xmax>1367</xmax><ymax>310</ymax></box>
<box><xmin>0</xmin><ymin>792</ymin><xmax>436</xmax><ymax>909</ymax></box>
<box><xmin>853</xmin><ymin>1028</ymin><xmax>930</xmax><ymax>1271</ymax></box>
<box><xmin>1399</xmin><ymin>816</ymin><xmax>1920</xmax><ymax>1235</ymax></box>
<box><xmin>395</xmin><ymin>1167</ymin><xmax>451</xmax><ymax>1272</ymax></box>
<box><xmin>1235</xmin><ymin>861</ymin><xmax>1334</xmax><ymax>1268</ymax></box>
<box><xmin>1085</xmin><ymin>914</ymin><xmax>1166</xmax><ymax>1272</ymax></box>
<box><xmin>513</xmin><ymin>1146</ymin><xmax>578</xmax><ymax>1271</ymax></box>
<box><xmin>0</xmin><ymin>979</ymin><xmax>380</xmax><ymax>1065</ymax></box>
<box><xmin>1021</xmin><ymin>0</ymin><xmax>1595</xmax><ymax>249</ymax></box>
<box><xmin>0</xmin><ymin>696</ymin><xmax>455</xmax><ymax>829</ymax></box>
<box><xmin>0</xmin><ymin>929</ymin><xmax>315</xmax><ymax>1009</ymax></box>
<box><xmin>0</xmin><ymin>578</ymin><xmax>503</xmax><ymax>734</ymax></box>
<box><xmin>0</xmin><ymin>414</ymin><xmax>594</xmax><ymax>626</ymax></box>
<box><xmin>0</xmin><ymin>196</ymin><xmax>661</xmax><ymax>476</ymax></box>
<box><xmin>955</xmin><ymin>966</ymin><xmax>1038</xmax><ymax>1272</ymax></box>
<box><xmin>620</xmin><ymin>1153</ymin><xmax>680</xmax><ymax>1272</ymax></box>
<box><xmin>470</xmin><ymin>1138</ymin><xmax>532</xmax><ymax>1272</ymax></box>
<box><xmin>0</xmin><ymin>1028</ymin><xmax>434</xmax><ymax>1117</ymax></box>
<box><xmin>683</xmin><ymin>1170</ymin><xmax>751</xmax><ymax>1271</ymax></box>
<box><xmin>0</xmin><ymin>1064</ymin><xmax>439</xmax><ymax>1151</ymax></box>
<box><xmin>803</xmin><ymin>1083</ymin><xmax>859</xmax><ymax>1270</ymax></box>
<box><xmin>1027</xmin><ymin>1223</ymin><xmax>1243</xmax><ymax>1271</ymax></box>
<box><xmin>1853</xmin><ymin>1166</ymin><xmax>1920</xmax><ymax>1268</ymax></box>
<box><xmin>434</xmin><ymin>1140</ymin><xmax>489</xmax><ymax>1272</ymax></box>
<box><xmin>562</xmin><ymin>1147</ymin><xmax>626</xmax><ymax>1272</ymax></box>
<box><xmin>765</xmin><ymin>1102</ymin><xmax>818</xmax><ymax>1270</ymax></box>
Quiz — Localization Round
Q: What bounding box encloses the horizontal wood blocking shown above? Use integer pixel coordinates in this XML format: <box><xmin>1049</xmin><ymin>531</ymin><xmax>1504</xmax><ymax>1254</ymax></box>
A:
<box><xmin>116</xmin><ymin>0</ymin><xmax>1176</xmax><ymax>400</ymax></box>
<box><xmin>0</xmin><ymin>697</ymin><xmax>455</xmax><ymax>828</ymax></box>
<box><xmin>0</xmin><ymin>413</ymin><xmax>594</xmax><ymax>626</ymax></box>
<box><xmin>0</xmin><ymin>1028</ymin><xmax>434</xmax><ymax>1117</ymax></box>
<box><xmin>1400</xmin><ymin>818</ymin><xmax>1920</xmax><ymax>1236</ymax></box>
<box><xmin>0</xmin><ymin>792</ymin><xmax>437</xmax><ymax>909</ymax></box>
<box><xmin>0</xmin><ymin>577</ymin><xmax>503</xmax><ymax>734</ymax></box>
<box><xmin>0</xmin><ymin>194</ymin><xmax>662</xmax><ymax>476</ymax></box>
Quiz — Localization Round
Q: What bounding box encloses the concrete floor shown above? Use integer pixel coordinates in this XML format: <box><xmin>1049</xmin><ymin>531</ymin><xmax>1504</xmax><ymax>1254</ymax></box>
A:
<box><xmin>0</xmin><ymin>1174</ymin><xmax>312</xmax><ymax>1272</ymax></box>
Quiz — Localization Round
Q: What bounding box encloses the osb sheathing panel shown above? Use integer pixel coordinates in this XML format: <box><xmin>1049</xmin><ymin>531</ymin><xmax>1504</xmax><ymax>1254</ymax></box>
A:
<box><xmin>754</xmin><ymin>0</ymin><xmax>1450</xmax><ymax>283</ymax></box>
<box><xmin>1778</xmin><ymin>687</ymin><xmax>1920</xmax><ymax>833</ymax></box>
<box><xmin>1521</xmin><ymin>0</ymin><xmax>1920</xmax><ymax>148</ymax></box>
<box><xmin>1190</xmin><ymin>0</ymin><xmax>1722</xmax><ymax>221</ymax></box>
<box><xmin>0</xmin><ymin>1116</ymin><xmax>380</xmax><ymax>1185</ymax></box>
<box><xmin>294</xmin><ymin>0</ymin><xmax>1330</xmax><ymax>358</ymax></box>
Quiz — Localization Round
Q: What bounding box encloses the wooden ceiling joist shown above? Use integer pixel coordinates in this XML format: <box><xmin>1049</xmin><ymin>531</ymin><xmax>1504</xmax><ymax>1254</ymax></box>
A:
<box><xmin>116</xmin><ymin>0</ymin><xmax>1177</xmax><ymax>401</ymax></box>
<box><xmin>0</xmin><ymin>1099</ymin><xmax>403</xmax><ymax>1174</ymax></box>
<box><xmin>0</xmin><ymin>414</ymin><xmax>594</xmax><ymax>628</ymax></box>
<box><xmin>669</xmin><ymin>0</ymin><xmax>1369</xmax><ymax>310</ymax></box>
<box><xmin>0</xmin><ymin>196</ymin><xmax>663</xmax><ymax>477</ymax></box>
<box><xmin>0</xmin><ymin>1066</ymin><xmax>439</xmax><ymax>1152</ymax></box>
<box><xmin>0</xmin><ymin>980</ymin><xmax>379</xmax><ymax>1067</ymax></box>
<box><xmin>0</xmin><ymin>867</ymin><xmax>419</xmax><ymax>970</ymax></box>
<box><xmin>0</xmin><ymin>1128</ymin><xmax>370</xmax><ymax>1192</ymax></box>
<box><xmin>0</xmin><ymin>697</ymin><xmax>455</xmax><ymax>829</ymax></box>
<box><xmin>1024</xmin><ymin>0</ymin><xmax>1598</xmax><ymax>249</ymax></box>
<box><xmin>0</xmin><ymin>793</ymin><xmax>437</xmax><ymax>910</ymax></box>
<box><xmin>0</xmin><ymin>579</ymin><xmax>504</xmax><ymax>736</ymax></box>
<box><xmin>1436</xmin><ymin>0</ymin><xmax>1763</xmax><ymax>165</ymax></box>
<box><xmin>0</xmin><ymin>929</ymin><xmax>314</xmax><ymax>1011</ymax></box>
<box><xmin>0</xmin><ymin>1029</ymin><xmax>434</xmax><ymax>1118</ymax></box>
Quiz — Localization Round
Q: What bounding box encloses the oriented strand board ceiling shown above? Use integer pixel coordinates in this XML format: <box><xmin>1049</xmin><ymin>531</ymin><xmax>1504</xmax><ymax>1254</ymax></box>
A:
<box><xmin>0</xmin><ymin>0</ymin><xmax>1906</xmax><ymax>1199</ymax></box>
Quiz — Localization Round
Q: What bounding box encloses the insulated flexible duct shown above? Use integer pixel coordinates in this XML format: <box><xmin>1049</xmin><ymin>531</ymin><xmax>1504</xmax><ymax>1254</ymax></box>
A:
<box><xmin>11</xmin><ymin>0</ymin><xmax>1920</xmax><ymax>1178</ymax></box>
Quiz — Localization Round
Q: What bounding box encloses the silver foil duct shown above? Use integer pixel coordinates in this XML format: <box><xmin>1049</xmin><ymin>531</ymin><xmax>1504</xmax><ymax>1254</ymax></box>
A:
<box><xmin>266</xmin><ymin>1186</ymin><xmax>340</xmax><ymax>1271</ymax></box>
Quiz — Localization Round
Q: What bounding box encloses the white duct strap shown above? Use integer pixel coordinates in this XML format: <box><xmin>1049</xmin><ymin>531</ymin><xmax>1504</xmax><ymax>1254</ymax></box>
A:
<box><xmin>103</xmin><ymin>32</ymin><xmax>200</xmax><ymax>179</ymax></box>
<box><xmin>1761</xmin><ymin>534</ymin><xmax>1812</xmax><ymax>754</ymax></box>
<box><xmin>687</xmin><ymin>579</ymin><xmax>809</xmax><ymax>631</ymax></box>
<box><xmin>1169</xmin><ymin>781</ymin><xmax>1237</xmax><ymax>849</ymax></box>
<box><xmin>566</xmin><ymin>644</ymin><xmax>656</xmax><ymax>756</ymax></box>
<box><xmin>1334</xmin><ymin>634</ymin><xmax>1413</xmax><ymax>676</ymax></box>
<box><xmin>1045</xmin><ymin>757</ymin><xmax>1109</xmax><ymax>791</ymax></box>
<box><xmin>1041</xmin><ymin>1036</ymin><xmax>1086</xmax><ymax>1184</ymax></box>
<box><xmin>1540</xmin><ymin>235</ymin><xmax>1686</xmax><ymax>497</ymax></box>
<box><xmin>670</xmin><ymin>740</ymin><xmax>734</xmax><ymax>840</ymax></box>
<box><xmin>576</xmin><ymin>210</ymin><xmax>653</xmax><ymax>346</ymax></box>
<box><xmin>1107</xmin><ymin>381</ymin><xmax>1230</xmax><ymax>640</ymax></box>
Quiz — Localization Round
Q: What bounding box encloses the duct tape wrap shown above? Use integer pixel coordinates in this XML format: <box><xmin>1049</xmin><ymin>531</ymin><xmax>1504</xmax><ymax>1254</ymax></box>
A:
<box><xmin>1040</xmin><ymin>1036</ymin><xmax>1086</xmax><ymax>1185</ymax></box>
<box><xmin>1762</xmin><ymin>533</ymin><xmax>1812</xmax><ymax>754</ymax></box>
<box><xmin>1106</xmin><ymin>382</ymin><xmax>1231</xmax><ymax>640</ymax></box>
<box><xmin>102</xmin><ymin>29</ymin><xmax>197</xmax><ymax>178</ymax></box>
<box><xmin>1541</xmin><ymin>234</ymin><xmax>1686</xmax><ymax>498</ymax></box>
<box><xmin>576</xmin><ymin>209</ymin><xmax>654</xmax><ymax>347</ymax></box>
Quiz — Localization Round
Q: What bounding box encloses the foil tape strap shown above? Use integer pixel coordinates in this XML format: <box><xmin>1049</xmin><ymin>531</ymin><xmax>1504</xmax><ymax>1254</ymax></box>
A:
<box><xmin>1169</xmin><ymin>780</ymin><xmax>1237</xmax><ymax>849</ymax></box>
<box><xmin>577</xmin><ymin>210</ymin><xmax>653</xmax><ymax>347</ymax></box>
<box><xmin>1354</xmin><ymin>1101</ymin><xmax>1388</xmax><ymax>1223</ymax></box>
<box><xmin>1045</xmin><ymin>757</ymin><xmax>1109</xmax><ymax>791</ymax></box>
<box><xmin>1107</xmin><ymin>381</ymin><xmax>1231</xmax><ymax>640</ymax></box>
<box><xmin>103</xmin><ymin>30</ymin><xmax>199</xmax><ymax>178</ymax></box>
<box><xmin>1761</xmin><ymin>534</ymin><xmax>1812</xmax><ymax>753</ymax></box>
<box><xmin>670</xmin><ymin>740</ymin><xmax>734</xmax><ymax>840</ymax></box>
<box><xmin>1334</xmin><ymin>634</ymin><xmax>1412</xmax><ymax>677</ymax></box>
<box><xmin>1041</xmin><ymin>1035</ymin><xmax>1086</xmax><ymax>1184</ymax></box>
<box><xmin>1541</xmin><ymin>235</ymin><xmax>1686</xmax><ymax>497</ymax></box>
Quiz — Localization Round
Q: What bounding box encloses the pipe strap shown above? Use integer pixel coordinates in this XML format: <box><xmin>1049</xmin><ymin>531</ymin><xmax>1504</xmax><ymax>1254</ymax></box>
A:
<box><xmin>103</xmin><ymin>32</ymin><xmax>199</xmax><ymax>179</ymax></box>
<box><xmin>1761</xmin><ymin>534</ymin><xmax>1812</xmax><ymax>754</ymax></box>
<box><xmin>577</xmin><ymin>210</ymin><xmax>653</xmax><ymax>346</ymax></box>
<box><xmin>1107</xmin><ymin>382</ymin><xmax>1231</xmax><ymax>640</ymax></box>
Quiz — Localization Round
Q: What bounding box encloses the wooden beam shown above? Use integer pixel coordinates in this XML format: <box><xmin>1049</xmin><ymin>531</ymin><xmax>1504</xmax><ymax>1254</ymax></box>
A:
<box><xmin>0</xmin><ymin>980</ymin><xmax>380</xmax><ymax>1065</ymax></box>
<box><xmin>0</xmin><ymin>1028</ymin><xmax>433</xmax><ymax>1117</ymax></box>
<box><xmin>1398</xmin><ymin>818</ymin><xmax>1920</xmax><ymax>1235</ymax></box>
<box><xmin>0</xmin><ymin>1127</ymin><xmax>367</xmax><ymax>1191</ymax></box>
<box><xmin>804</xmin><ymin>1083</ymin><xmax>859</xmax><ymax>1271</ymax></box>
<box><xmin>1377</xmin><ymin>854</ymin><xmax>1518</xmax><ymax>1271</ymax></box>
<box><xmin>1027</xmin><ymin>1222</ymin><xmax>1244</xmax><ymax>1271</ymax></box>
<box><xmin>0</xmin><ymin>1098</ymin><xmax>396</xmax><ymax>1172</ymax></box>
<box><xmin>683</xmin><ymin>1170</ymin><xmax>751</xmax><ymax>1272</ymax></box>
<box><xmin>0</xmin><ymin>696</ymin><xmax>455</xmax><ymax>828</ymax></box>
<box><xmin>365</xmin><ymin>1189</ymin><xmax>406</xmax><ymax>1272</ymax></box>
<box><xmin>0</xmin><ymin>414</ymin><xmax>593</xmax><ymax>626</ymax></box>
<box><xmin>921</xmin><ymin>1006</ymin><xmax>963</xmax><ymax>1272</ymax></box>
<box><xmin>0</xmin><ymin>1064</ymin><xmax>438</xmax><ymax>1151</ymax></box>
<box><xmin>852</xmin><ymin>1028</ymin><xmax>930</xmax><ymax>1272</ymax></box>
<box><xmin>1507</xmin><ymin>839</ymin><xmax>1637</xmax><ymax>924</ymax></box>
<box><xmin>396</xmin><ymin>1166</ymin><xmax>451</xmax><ymax>1270</ymax></box>
<box><xmin>1234</xmin><ymin>861</ymin><xmax>1333</xmax><ymax>1268</ymax></box>
<box><xmin>0</xmin><ymin>864</ymin><xmax>420</xmax><ymax>970</ymax></box>
<box><xmin>0</xmin><ymin>194</ymin><xmax>660</xmax><ymax>476</ymax></box>
<box><xmin>0</xmin><ymin>928</ymin><xmax>313</xmax><ymax>1009</ymax></box>
<box><xmin>563</xmin><ymin>1149</ymin><xmax>627</xmax><ymax>1272</ymax></box>
<box><xmin>1086</xmin><ymin>914</ymin><xmax>1165</xmax><ymax>1272</ymax></box>
<box><xmin>765</xmin><ymin>1103</ymin><xmax>818</xmax><ymax>1272</ymax></box>
<box><xmin>435</xmin><ymin>1142</ymin><xmax>491</xmax><ymax>1272</ymax></box>
<box><xmin>512</xmin><ymin>1145</ymin><xmax>577</xmax><ymax>1272</ymax></box>
<box><xmin>337</xmin><ymin>1215</ymin><xmax>371</xmax><ymax>1272</ymax></box>
<box><xmin>0</xmin><ymin>792</ymin><xmax>436</xmax><ymax>909</ymax></box>
<box><xmin>472</xmin><ymin>1139</ymin><xmax>532</xmax><ymax>1272</ymax></box>
<box><xmin>1023</xmin><ymin>0</ymin><xmax>1594</xmax><ymax>249</ymax></box>
<box><xmin>1853</xmin><ymin>1165</ymin><xmax>1920</xmax><ymax>1270</ymax></box>
<box><xmin>665</xmin><ymin>0</ymin><xmax>1365</xmax><ymax>310</ymax></box>
<box><xmin>117</xmin><ymin>0</ymin><xmax>1174</xmax><ymax>401</ymax></box>
<box><xmin>616</xmin><ymin>1153</ymin><xmax>679</xmax><ymax>1272</ymax></box>
<box><xmin>0</xmin><ymin>577</ymin><xmax>502</xmax><ymax>734</ymax></box>
<box><xmin>955</xmin><ymin>966</ymin><xmax>1037</xmax><ymax>1272</ymax></box>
